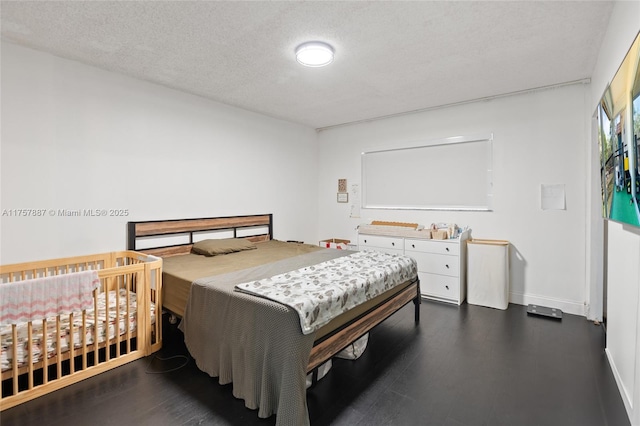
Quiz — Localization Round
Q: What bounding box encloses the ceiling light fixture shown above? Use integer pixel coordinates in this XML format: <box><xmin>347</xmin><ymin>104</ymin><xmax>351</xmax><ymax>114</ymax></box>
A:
<box><xmin>295</xmin><ymin>41</ymin><xmax>334</xmax><ymax>67</ymax></box>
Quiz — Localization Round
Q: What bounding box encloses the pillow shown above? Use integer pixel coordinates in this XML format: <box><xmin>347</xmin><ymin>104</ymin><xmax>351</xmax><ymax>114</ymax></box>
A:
<box><xmin>191</xmin><ymin>238</ymin><xmax>256</xmax><ymax>256</ymax></box>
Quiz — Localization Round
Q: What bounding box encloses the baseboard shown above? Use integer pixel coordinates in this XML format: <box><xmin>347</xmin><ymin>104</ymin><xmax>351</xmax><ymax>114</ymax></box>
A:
<box><xmin>605</xmin><ymin>348</ymin><xmax>635</xmax><ymax>425</ymax></box>
<box><xmin>509</xmin><ymin>292</ymin><xmax>586</xmax><ymax>317</ymax></box>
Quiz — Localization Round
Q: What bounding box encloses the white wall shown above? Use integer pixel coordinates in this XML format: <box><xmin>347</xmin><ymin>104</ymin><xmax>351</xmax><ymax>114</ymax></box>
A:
<box><xmin>0</xmin><ymin>42</ymin><xmax>319</xmax><ymax>264</ymax></box>
<box><xmin>589</xmin><ymin>2</ymin><xmax>640</xmax><ymax>424</ymax></box>
<box><xmin>317</xmin><ymin>83</ymin><xmax>589</xmax><ymax>316</ymax></box>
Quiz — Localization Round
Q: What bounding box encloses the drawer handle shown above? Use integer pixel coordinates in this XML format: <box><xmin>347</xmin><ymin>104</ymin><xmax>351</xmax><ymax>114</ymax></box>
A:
<box><xmin>445</xmin><ymin>264</ymin><xmax>450</xmax><ymax>269</ymax></box>
<box><xmin>364</xmin><ymin>239</ymin><xmax>367</xmax><ymax>243</ymax></box>
<box><xmin>445</xmin><ymin>247</ymin><xmax>450</xmax><ymax>252</ymax></box>
<box><xmin>445</xmin><ymin>285</ymin><xmax>450</xmax><ymax>290</ymax></box>
<box><xmin>412</xmin><ymin>244</ymin><xmax>415</xmax><ymax>248</ymax></box>
<box><xmin>392</xmin><ymin>242</ymin><xmax>395</xmax><ymax>246</ymax></box>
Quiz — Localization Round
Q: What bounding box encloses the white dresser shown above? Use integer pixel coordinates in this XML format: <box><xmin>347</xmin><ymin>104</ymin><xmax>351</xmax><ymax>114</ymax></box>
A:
<box><xmin>358</xmin><ymin>229</ymin><xmax>470</xmax><ymax>305</ymax></box>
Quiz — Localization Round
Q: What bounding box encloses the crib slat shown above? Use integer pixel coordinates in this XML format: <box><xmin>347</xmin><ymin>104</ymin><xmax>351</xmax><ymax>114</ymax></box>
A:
<box><xmin>55</xmin><ymin>316</ymin><xmax>62</xmax><ymax>379</ymax></box>
<box><xmin>105</xmin><ymin>277</ymin><xmax>110</xmax><ymax>362</ymax></box>
<box><xmin>120</xmin><ymin>275</ymin><xmax>125</xmax><ymax>353</ymax></box>
<box><xmin>27</xmin><ymin>322</ymin><xmax>34</xmax><ymax>390</ymax></box>
<box><xmin>114</xmin><ymin>282</ymin><xmax>120</xmax><ymax>358</ymax></box>
<box><xmin>69</xmin><ymin>313</ymin><xmax>75</xmax><ymax>374</ymax></box>
<box><xmin>125</xmin><ymin>276</ymin><xmax>131</xmax><ymax>354</ymax></box>
<box><xmin>126</xmin><ymin>274</ymin><xmax>131</xmax><ymax>352</ymax></box>
<box><xmin>152</xmin><ymin>287</ymin><xmax>158</xmax><ymax>346</ymax></box>
<box><xmin>42</xmin><ymin>319</ymin><xmax>48</xmax><ymax>385</ymax></box>
<box><xmin>81</xmin><ymin>311</ymin><xmax>87</xmax><ymax>370</ymax></box>
<box><xmin>93</xmin><ymin>285</ymin><xmax>99</xmax><ymax>365</ymax></box>
<box><xmin>137</xmin><ymin>269</ymin><xmax>145</xmax><ymax>350</ymax></box>
<box><xmin>11</xmin><ymin>325</ymin><xmax>18</xmax><ymax>396</ymax></box>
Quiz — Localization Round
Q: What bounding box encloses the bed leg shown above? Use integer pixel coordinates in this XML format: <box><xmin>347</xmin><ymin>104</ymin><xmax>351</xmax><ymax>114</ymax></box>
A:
<box><xmin>413</xmin><ymin>280</ymin><xmax>421</xmax><ymax>323</ymax></box>
<box><xmin>307</xmin><ymin>368</ymin><xmax>318</xmax><ymax>389</ymax></box>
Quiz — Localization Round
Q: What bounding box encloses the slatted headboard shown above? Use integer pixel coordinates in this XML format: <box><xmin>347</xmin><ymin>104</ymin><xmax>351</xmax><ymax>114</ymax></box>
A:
<box><xmin>127</xmin><ymin>214</ymin><xmax>273</xmax><ymax>257</ymax></box>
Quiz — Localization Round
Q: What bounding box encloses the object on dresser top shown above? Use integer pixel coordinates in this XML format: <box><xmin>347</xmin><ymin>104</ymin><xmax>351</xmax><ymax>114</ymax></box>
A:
<box><xmin>429</xmin><ymin>223</ymin><xmax>467</xmax><ymax>239</ymax></box>
<box><xmin>431</xmin><ymin>229</ymin><xmax>448</xmax><ymax>240</ymax></box>
<box><xmin>370</xmin><ymin>220</ymin><xmax>419</xmax><ymax>228</ymax></box>
<box><xmin>359</xmin><ymin>222</ymin><xmax>470</xmax><ymax>240</ymax></box>
<box><xmin>358</xmin><ymin>224</ymin><xmax>432</xmax><ymax>239</ymax></box>
<box><xmin>318</xmin><ymin>238</ymin><xmax>351</xmax><ymax>249</ymax></box>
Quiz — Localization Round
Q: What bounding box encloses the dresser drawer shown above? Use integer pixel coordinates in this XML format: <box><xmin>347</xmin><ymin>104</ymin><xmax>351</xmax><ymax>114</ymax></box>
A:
<box><xmin>358</xmin><ymin>235</ymin><xmax>404</xmax><ymax>251</ymax></box>
<box><xmin>419</xmin><ymin>273</ymin><xmax>460</xmax><ymax>300</ymax></box>
<box><xmin>405</xmin><ymin>238</ymin><xmax>459</xmax><ymax>256</ymax></box>
<box><xmin>361</xmin><ymin>246</ymin><xmax>404</xmax><ymax>256</ymax></box>
<box><xmin>405</xmin><ymin>251</ymin><xmax>459</xmax><ymax>277</ymax></box>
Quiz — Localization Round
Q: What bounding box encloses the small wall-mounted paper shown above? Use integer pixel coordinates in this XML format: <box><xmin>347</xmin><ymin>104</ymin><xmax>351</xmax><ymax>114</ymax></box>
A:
<box><xmin>350</xmin><ymin>183</ymin><xmax>361</xmax><ymax>218</ymax></box>
<box><xmin>541</xmin><ymin>184</ymin><xmax>565</xmax><ymax>210</ymax></box>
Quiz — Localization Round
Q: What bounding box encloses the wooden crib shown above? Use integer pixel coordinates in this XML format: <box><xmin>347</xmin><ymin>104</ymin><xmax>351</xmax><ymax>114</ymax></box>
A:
<box><xmin>0</xmin><ymin>251</ymin><xmax>162</xmax><ymax>410</ymax></box>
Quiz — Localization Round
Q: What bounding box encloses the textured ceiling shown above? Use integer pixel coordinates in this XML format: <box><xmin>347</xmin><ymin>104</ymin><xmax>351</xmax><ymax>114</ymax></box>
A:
<box><xmin>1</xmin><ymin>1</ymin><xmax>614</xmax><ymax>129</ymax></box>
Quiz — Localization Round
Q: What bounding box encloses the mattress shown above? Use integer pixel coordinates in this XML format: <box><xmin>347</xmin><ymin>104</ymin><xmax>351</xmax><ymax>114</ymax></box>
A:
<box><xmin>162</xmin><ymin>240</ymin><xmax>413</xmax><ymax>340</ymax></box>
<box><xmin>161</xmin><ymin>240</ymin><xmax>324</xmax><ymax>317</ymax></box>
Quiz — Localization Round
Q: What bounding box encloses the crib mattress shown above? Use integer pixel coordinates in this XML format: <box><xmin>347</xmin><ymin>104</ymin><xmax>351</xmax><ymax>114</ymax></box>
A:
<box><xmin>1</xmin><ymin>289</ymin><xmax>156</xmax><ymax>371</ymax></box>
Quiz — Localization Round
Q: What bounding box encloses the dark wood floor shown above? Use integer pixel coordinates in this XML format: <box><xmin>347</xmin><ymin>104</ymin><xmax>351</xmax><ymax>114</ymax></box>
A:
<box><xmin>2</xmin><ymin>301</ymin><xmax>630</xmax><ymax>426</ymax></box>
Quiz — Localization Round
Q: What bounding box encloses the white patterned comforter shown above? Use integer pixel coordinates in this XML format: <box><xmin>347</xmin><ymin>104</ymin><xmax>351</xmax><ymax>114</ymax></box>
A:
<box><xmin>235</xmin><ymin>250</ymin><xmax>417</xmax><ymax>335</ymax></box>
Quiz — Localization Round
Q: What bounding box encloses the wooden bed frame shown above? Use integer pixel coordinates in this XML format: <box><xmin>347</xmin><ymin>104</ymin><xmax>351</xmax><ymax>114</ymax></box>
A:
<box><xmin>127</xmin><ymin>213</ymin><xmax>420</xmax><ymax>378</ymax></box>
<box><xmin>0</xmin><ymin>251</ymin><xmax>162</xmax><ymax>410</ymax></box>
